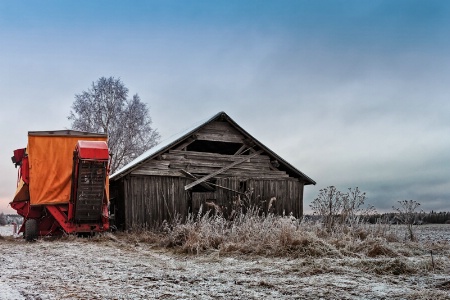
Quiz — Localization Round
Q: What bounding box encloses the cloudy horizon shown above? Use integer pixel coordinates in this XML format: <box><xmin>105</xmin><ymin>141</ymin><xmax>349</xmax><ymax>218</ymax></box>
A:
<box><xmin>1</xmin><ymin>1</ymin><xmax>449</xmax><ymax>214</ymax></box>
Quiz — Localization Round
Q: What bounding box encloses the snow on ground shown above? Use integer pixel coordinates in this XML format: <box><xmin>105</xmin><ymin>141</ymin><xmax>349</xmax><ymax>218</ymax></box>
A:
<box><xmin>0</xmin><ymin>225</ymin><xmax>449</xmax><ymax>299</ymax></box>
<box><xmin>0</xmin><ymin>281</ymin><xmax>23</xmax><ymax>300</ymax></box>
<box><xmin>388</xmin><ymin>224</ymin><xmax>450</xmax><ymax>243</ymax></box>
<box><xmin>0</xmin><ymin>225</ymin><xmax>17</xmax><ymax>237</ymax></box>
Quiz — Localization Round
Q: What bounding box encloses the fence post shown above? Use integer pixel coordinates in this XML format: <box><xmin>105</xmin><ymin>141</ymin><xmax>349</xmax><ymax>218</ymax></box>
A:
<box><xmin>12</xmin><ymin>222</ymin><xmax>17</xmax><ymax>235</ymax></box>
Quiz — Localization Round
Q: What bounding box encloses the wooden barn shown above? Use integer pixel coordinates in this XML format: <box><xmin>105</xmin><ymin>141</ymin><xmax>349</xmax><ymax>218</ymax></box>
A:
<box><xmin>109</xmin><ymin>112</ymin><xmax>315</xmax><ymax>229</ymax></box>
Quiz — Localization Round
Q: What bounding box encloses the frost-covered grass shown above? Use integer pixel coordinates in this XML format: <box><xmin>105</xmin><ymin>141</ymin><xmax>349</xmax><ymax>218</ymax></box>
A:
<box><xmin>151</xmin><ymin>210</ymin><xmax>450</xmax><ymax>261</ymax></box>
<box><xmin>1</xmin><ymin>220</ymin><xmax>449</xmax><ymax>299</ymax></box>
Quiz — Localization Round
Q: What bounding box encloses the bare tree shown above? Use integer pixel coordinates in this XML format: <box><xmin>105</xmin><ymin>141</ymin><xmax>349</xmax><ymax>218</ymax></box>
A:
<box><xmin>392</xmin><ymin>200</ymin><xmax>423</xmax><ymax>241</ymax></box>
<box><xmin>68</xmin><ymin>77</ymin><xmax>160</xmax><ymax>173</ymax></box>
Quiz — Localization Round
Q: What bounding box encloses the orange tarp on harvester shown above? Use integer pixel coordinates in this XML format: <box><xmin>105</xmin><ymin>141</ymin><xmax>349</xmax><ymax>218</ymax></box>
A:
<box><xmin>27</xmin><ymin>133</ymin><xmax>107</xmax><ymax>206</ymax></box>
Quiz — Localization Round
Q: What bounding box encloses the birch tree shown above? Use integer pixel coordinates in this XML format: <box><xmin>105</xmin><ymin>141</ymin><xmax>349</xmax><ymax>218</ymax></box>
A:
<box><xmin>68</xmin><ymin>77</ymin><xmax>160</xmax><ymax>173</ymax></box>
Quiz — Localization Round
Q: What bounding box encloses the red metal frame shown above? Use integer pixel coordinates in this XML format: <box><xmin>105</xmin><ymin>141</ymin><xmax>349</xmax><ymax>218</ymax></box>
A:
<box><xmin>11</xmin><ymin>202</ymin><xmax>110</xmax><ymax>236</ymax></box>
<box><xmin>12</xmin><ymin>148</ymin><xmax>29</xmax><ymax>185</ymax></box>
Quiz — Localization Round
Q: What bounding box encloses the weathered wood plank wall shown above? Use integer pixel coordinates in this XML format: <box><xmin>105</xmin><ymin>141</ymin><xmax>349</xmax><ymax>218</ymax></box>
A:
<box><xmin>195</xmin><ymin>121</ymin><xmax>245</xmax><ymax>143</ymax></box>
<box><xmin>123</xmin><ymin>176</ymin><xmax>190</xmax><ymax>229</ymax></box>
<box><xmin>132</xmin><ymin>150</ymin><xmax>289</xmax><ymax>178</ymax></box>
<box><xmin>121</xmin><ymin>175</ymin><xmax>304</xmax><ymax>229</ymax></box>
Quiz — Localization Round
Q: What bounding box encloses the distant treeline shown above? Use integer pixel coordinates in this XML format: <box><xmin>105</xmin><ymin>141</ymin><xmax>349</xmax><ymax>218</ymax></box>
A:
<box><xmin>0</xmin><ymin>213</ymin><xmax>23</xmax><ymax>226</ymax></box>
<box><xmin>366</xmin><ymin>211</ymin><xmax>450</xmax><ymax>224</ymax></box>
<box><xmin>304</xmin><ymin>211</ymin><xmax>450</xmax><ymax>224</ymax></box>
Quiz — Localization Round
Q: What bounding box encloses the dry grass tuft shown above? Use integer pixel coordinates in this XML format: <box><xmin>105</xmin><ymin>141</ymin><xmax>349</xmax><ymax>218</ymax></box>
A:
<box><xmin>0</xmin><ymin>234</ymin><xmax>16</xmax><ymax>242</ymax></box>
<box><xmin>352</xmin><ymin>258</ymin><xmax>417</xmax><ymax>275</ymax></box>
<box><xmin>366</xmin><ymin>242</ymin><xmax>398</xmax><ymax>257</ymax></box>
<box><xmin>161</xmin><ymin>213</ymin><xmax>226</xmax><ymax>254</ymax></box>
<box><xmin>346</xmin><ymin>238</ymin><xmax>398</xmax><ymax>257</ymax></box>
<box><xmin>56</xmin><ymin>234</ymin><xmax>77</xmax><ymax>242</ymax></box>
<box><xmin>123</xmin><ymin>231</ymin><xmax>162</xmax><ymax>245</ymax></box>
<box><xmin>354</xmin><ymin>228</ymin><xmax>369</xmax><ymax>240</ymax></box>
<box><xmin>374</xmin><ymin>258</ymin><xmax>417</xmax><ymax>275</ymax></box>
<box><xmin>89</xmin><ymin>232</ymin><xmax>121</xmax><ymax>243</ymax></box>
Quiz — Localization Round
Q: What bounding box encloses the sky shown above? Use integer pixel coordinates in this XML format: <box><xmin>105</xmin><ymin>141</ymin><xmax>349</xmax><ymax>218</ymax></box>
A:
<box><xmin>1</xmin><ymin>0</ymin><xmax>450</xmax><ymax>214</ymax></box>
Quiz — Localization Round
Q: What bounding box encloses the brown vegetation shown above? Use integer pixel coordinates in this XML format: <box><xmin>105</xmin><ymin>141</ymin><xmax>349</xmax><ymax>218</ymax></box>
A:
<box><xmin>108</xmin><ymin>208</ymin><xmax>449</xmax><ymax>266</ymax></box>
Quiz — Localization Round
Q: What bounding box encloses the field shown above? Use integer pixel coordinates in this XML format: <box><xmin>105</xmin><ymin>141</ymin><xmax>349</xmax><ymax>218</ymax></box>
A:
<box><xmin>0</xmin><ymin>224</ymin><xmax>449</xmax><ymax>300</ymax></box>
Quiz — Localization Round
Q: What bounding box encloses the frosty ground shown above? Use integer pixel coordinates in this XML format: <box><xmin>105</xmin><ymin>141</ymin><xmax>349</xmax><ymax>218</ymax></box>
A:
<box><xmin>0</xmin><ymin>225</ymin><xmax>449</xmax><ymax>300</ymax></box>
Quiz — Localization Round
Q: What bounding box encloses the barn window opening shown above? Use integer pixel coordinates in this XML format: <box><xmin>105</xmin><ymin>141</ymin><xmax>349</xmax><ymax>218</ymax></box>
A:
<box><xmin>239</xmin><ymin>180</ymin><xmax>247</xmax><ymax>193</ymax></box>
<box><xmin>191</xmin><ymin>178</ymin><xmax>217</xmax><ymax>192</ymax></box>
<box><xmin>187</xmin><ymin>140</ymin><xmax>245</xmax><ymax>155</ymax></box>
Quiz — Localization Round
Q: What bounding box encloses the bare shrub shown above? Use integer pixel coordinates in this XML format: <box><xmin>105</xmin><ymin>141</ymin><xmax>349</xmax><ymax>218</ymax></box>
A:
<box><xmin>310</xmin><ymin>186</ymin><xmax>376</xmax><ymax>239</ymax></box>
<box><xmin>310</xmin><ymin>186</ymin><xmax>343</xmax><ymax>232</ymax></box>
<box><xmin>393</xmin><ymin>200</ymin><xmax>423</xmax><ymax>241</ymax></box>
<box><xmin>342</xmin><ymin>187</ymin><xmax>376</xmax><ymax>227</ymax></box>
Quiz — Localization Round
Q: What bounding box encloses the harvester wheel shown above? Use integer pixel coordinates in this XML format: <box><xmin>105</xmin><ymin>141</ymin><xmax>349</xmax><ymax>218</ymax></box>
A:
<box><xmin>25</xmin><ymin>219</ymin><xmax>38</xmax><ymax>242</ymax></box>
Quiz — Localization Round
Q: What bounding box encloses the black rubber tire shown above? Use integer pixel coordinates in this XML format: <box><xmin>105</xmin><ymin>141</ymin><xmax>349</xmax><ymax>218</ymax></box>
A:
<box><xmin>24</xmin><ymin>219</ymin><xmax>38</xmax><ymax>242</ymax></box>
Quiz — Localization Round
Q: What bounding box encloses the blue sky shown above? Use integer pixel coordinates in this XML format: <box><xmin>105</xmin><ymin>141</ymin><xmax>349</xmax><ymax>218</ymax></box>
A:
<box><xmin>1</xmin><ymin>1</ymin><xmax>450</xmax><ymax>214</ymax></box>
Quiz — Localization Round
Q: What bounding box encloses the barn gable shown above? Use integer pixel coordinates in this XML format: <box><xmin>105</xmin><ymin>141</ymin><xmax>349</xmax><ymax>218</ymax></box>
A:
<box><xmin>110</xmin><ymin>111</ymin><xmax>315</xmax><ymax>229</ymax></box>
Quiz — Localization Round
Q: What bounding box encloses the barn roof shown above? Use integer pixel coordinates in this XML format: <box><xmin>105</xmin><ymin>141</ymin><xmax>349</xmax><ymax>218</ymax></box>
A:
<box><xmin>110</xmin><ymin>111</ymin><xmax>316</xmax><ymax>185</ymax></box>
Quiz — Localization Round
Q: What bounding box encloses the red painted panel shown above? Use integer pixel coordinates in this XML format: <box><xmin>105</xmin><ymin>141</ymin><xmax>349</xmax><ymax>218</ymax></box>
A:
<box><xmin>76</xmin><ymin>141</ymin><xmax>109</xmax><ymax>160</ymax></box>
<box><xmin>13</xmin><ymin>148</ymin><xmax>26</xmax><ymax>163</ymax></box>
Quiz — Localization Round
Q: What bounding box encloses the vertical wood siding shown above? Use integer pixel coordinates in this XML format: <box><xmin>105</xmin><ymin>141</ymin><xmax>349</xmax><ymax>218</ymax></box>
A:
<box><xmin>122</xmin><ymin>175</ymin><xmax>304</xmax><ymax>228</ymax></box>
